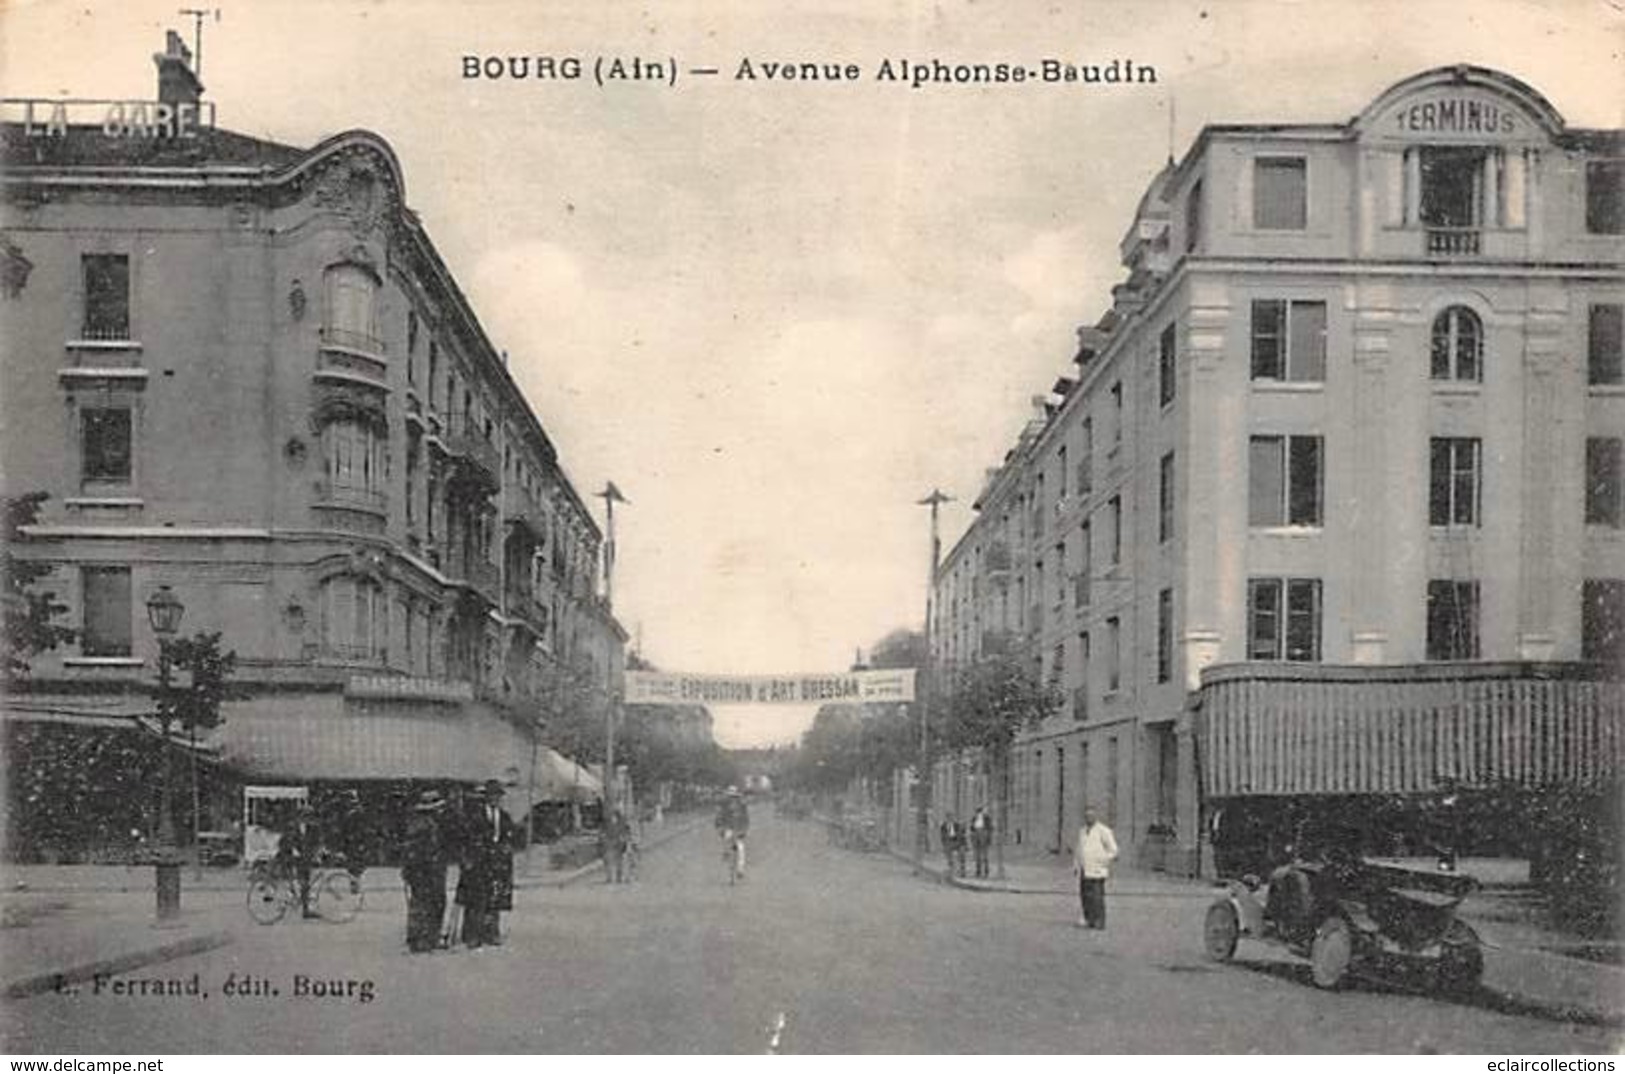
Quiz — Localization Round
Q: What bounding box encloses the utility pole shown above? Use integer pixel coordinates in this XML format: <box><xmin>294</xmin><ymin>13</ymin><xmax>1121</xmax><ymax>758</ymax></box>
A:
<box><xmin>915</xmin><ymin>489</ymin><xmax>951</xmax><ymax>876</ymax></box>
<box><xmin>596</xmin><ymin>482</ymin><xmax>628</xmax><ymax>827</ymax></box>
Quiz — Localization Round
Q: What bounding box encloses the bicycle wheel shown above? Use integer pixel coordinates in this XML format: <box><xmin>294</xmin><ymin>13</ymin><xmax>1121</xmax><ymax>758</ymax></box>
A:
<box><xmin>316</xmin><ymin>871</ymin><xmax>363</xmax><ymax>923</ymax></box>
<box><xmin>246</xmin><ymin>877</ymin><xmax>289</xmax><ymax>925</ymax></box>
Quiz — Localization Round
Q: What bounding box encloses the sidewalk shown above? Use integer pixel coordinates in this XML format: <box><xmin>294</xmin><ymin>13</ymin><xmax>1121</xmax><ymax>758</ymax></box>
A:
<box><xmin>0</xmin><ymin>813</ymin><xmax>703</xmax><ymax>999</ymax></box>
<box><xmin>891</xmin><ymin>839</ymin><xmax>1622</xmax><ymax>1026</ymax></box>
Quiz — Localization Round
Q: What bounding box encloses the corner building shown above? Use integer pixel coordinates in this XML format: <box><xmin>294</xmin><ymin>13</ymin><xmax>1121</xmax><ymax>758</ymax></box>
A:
<box><xmin>1</xmin><ymin>36</ymin><xmax>625</xmax><ymax>858</ymax></box>
<box><xmin>932</xmin><ymin>66</ymin><xmax>1622</xmax><ymax>875</ymax></box>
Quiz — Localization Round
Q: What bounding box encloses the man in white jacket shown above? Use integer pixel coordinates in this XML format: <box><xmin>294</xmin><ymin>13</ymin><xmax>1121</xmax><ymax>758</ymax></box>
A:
<box><xmin>1072</xmin><ymin>806</ymin><xmax>1118</xmax><ymax>930</ymax></box>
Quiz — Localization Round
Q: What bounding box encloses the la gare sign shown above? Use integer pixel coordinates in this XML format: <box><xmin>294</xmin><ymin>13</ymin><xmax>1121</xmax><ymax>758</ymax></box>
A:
<box><xmin>5</xmin><ymin>98</ymin><xmax>217</xmax><ymax>139</ymax></box>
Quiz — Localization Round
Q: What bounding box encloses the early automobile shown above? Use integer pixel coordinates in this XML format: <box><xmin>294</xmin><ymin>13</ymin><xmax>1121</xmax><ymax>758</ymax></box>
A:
<box><xmin>1203</xmin><ymin>852</ymin><xmax>1484</xmax><ymax>991</ymax></box>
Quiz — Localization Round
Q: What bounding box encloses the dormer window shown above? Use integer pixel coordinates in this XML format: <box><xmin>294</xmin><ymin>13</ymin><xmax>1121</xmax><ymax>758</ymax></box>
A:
<box><xmin>1420</xmin><ymin>147</ymin><xmax>1485</xmax><ymax>230</ymax></box>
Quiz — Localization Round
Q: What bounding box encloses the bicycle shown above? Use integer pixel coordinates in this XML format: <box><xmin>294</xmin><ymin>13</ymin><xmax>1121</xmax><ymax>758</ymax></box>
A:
<box><xmin>246</xmin><ymin>860</ymin><xmax>365</xmax><ymax>925</ymax></box>
<box><xmin>719</xmin><ymin>829</ymin><xmax>746</xmax><ymax>884</ymax></box>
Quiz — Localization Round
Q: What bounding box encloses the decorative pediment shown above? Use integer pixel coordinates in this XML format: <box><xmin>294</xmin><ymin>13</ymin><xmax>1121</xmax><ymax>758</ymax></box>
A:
<box><xmin>1355</xmin><ymin>65</ymin><xmax>1565</xmax><ymax>147</ymax></box>
<box><xmin>304</xmin><ymin>143</ymin><xmax>401</xmax><ymax>237</ymax></box>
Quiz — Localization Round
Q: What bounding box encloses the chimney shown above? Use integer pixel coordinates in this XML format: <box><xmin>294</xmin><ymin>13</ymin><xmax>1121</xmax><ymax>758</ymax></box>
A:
<box><xmin>154</xmin><ymin>30</ymin><xmax>204</xmax><ymax>107</ymax></box>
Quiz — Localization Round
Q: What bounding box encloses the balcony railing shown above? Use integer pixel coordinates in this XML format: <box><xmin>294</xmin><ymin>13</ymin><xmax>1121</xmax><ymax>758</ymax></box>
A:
<box><xmin>444</xmin><ymin>431</ymin><xmax>501</xmax><ymax>491</ymax></box>
<box><xmin>319</xmin><ymin>325</ymin><xmax>388</xmax><ymax>357</ymax></box>
<box><xmin>78</xmin><ymin>321</ymin><xmax>131</xmax><ymax>343</ymax></box>
<box><xmin>447</xmin><ymin>554</ymin><xmax>501</xmax><ymax>603</ymax></box>
<box><xmin>313</xmin><ymin>480</ymin><xmax>387</xmax><ymax>515</ymax></box>
<box><xmin>1426</xmin><ymin>228</ymin><xmax>1481</xmax><ymax>256</ymax></box>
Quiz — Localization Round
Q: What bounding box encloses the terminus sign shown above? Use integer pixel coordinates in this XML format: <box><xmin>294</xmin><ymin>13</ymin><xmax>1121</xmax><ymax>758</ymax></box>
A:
<box><xmin>625</xmin><ymin>669</ymin><xmax>916</xmax><ymax>706</ymax></box>
<box><xmin>4</xmin><ymin>98</ymin><xmax>218</xmax><ymax>139</ymax></box>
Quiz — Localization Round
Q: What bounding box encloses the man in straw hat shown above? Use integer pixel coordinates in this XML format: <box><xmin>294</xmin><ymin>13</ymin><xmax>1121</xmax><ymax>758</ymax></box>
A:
<box><xmin>400</xmin><ymin>788</ymin><xmax>448</xmax><ymax>953</ymax></box>
<box><xmin>457</xmin><ymin>779</ymin><xmax>519</xmax><ymax>948</ymax></box>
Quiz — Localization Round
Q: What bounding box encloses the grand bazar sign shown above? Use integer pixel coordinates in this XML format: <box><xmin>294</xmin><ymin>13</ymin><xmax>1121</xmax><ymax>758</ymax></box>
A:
<box><xmin>625</xmin><ymin>669</ymin><xmax>916</xmax><ymax>706</ymax></box>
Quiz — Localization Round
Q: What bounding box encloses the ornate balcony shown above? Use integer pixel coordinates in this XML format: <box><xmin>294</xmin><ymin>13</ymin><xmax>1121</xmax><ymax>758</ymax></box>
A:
<box><xmin>444</xmin><ymin>431</ymin><xmax>501</xmax><ymax>494</ymax></box>
<box><xmin>446</xmin><ymin>552</ymin><xmax>501</xmax><ymax>604</ymax></box>
<box><xmin>317</xmin><ymin>326</ymin><xmax>389</xmax><ymax>389</ymax></box>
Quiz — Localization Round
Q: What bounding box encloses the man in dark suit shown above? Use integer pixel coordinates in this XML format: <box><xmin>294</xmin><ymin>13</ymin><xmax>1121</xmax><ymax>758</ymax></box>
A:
<box><xmin>400</xmin><ymin>789</ymin><xmax>448</xmax><ymax>953</ymax></box>
<box><xmin>456</xmin><ymin>780</ymin><xmax>519</xmax><ymax>948</ymax></box>
<box><xmin>969</xmin><ymin>806</ymin><xmax>994</xmax><ymax>879</ymax></box>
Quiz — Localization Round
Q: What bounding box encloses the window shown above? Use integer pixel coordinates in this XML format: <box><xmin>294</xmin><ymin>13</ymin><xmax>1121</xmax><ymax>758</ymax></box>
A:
<box><xmin>1587</xmin><ymin>438</ymin><xmax>1622</xmax><ymax>528</ymax></box>
<box><xmin>1108</xmin><ymin>382</ymin><xmax>1124</xmax><ymax>451</ymax></box>
<box><xmin>81</xmin><ymin>407</ymin><xmax>132</xmax><ymax>484</ymax></box>
<box><xmin>406</xmin><ymin>310</ymin><xmax>419</xmax><ymax>385</ymax></box>
<box><xmin>1050</xmin><ymin>641</ymin><xmax>1064</xmax><ymax>687</ymax></box>
<box><xmin>1249</xmin><ymin>435</ymin><xmax>1322</xmax><ymax>527</ymax></box>
<box><xmin>1076</xmin><ymin>630</ymin><xmax>1090</xmax><ymax>720</ymax></box>
<box><xmin>1251</xmin><ymin>300</ymin><xmax>1326</xmax><ymax>382</ymax></box>
<box><xmin>1254</xmin><ymin>157</ymin><xmax>1307</xmax><ymax>230</ymax></box>
<box><xmin>1078</xmin><ymin>418</ymin><xmax>1093</xmax><ymax>496</ymax></box>
<box><xmin>1053</xmin><ymin>540</ymin><xmax>1066</xmax><ymax>605</ymax></box>
<box><xmin>1586</xmin><ymin>160</ymin><xmax>1624</xmax><ymax>235</ymax></box>
<box><xmin>1426</xmin><ymin>580</ymin><xmax>1480</xmax><ymax>660</ymax></box>
<box><xmin>1159</xmin><ymin>451</ymin><xmax>1175</xmax><ymax>542</ymax></box>
<box><xmin>1159</xmin><ymin>322</ymin><xmax>1177</xmax><ymax>407</ymax></box>
<box><xmin>1419</xmin><ymin>147</ymin><xmax>1485</xmax><ymax>229</ymax></box>
<box><xmin>1057</xmin><ymin>445</ymin><xmax>1068</xmax><ymax>499</ymax></box>
<box><xmin>1429</xmin><ymin>438</ymin><xmax>1481</xmax><ymax>527</ymax></box>
<box><xmin>1431</xmin><ymin>306</ymin><xmax>1483</xmax><ymax>382</ymax></box>
<box><xmin>1156</xmin><ymin>588</ymin><xmax>1173</xmax><ymax>683</ymax></box>
<box><xmin>322</xmin><ymin>420</ymin><xmax>385</xmax><ymax>508</ymax></box>
<box><xmin>321</xmin><ymin>575</ymin><xmax>387</xmax><ymax>663</ymax></box>
<box><xmin>323</xmin><ymin>264</ymin><xmax>378</xmax><ymax>347</ymax></box>
<box><xmin>80</xmin><ymin>566</ymin><xmax>131</xmax><ymax>657</ymax></box>
<box><xmin>1108</xmin><ymin>495</ymin><xmax>1122</xmax><ymax>566</ymax></box>
<box><xmin>1591</xmin><ymin>304</ymin><xmax>1623</xmax><ymax>386</ymax></box>
<box><xmin>81</xmin><ymin>254</ymin><xmax>130</xmax><ymax>341</ymax></box>
<box><xmin>1074</xmin><ymin>520</ymin><xmax>1091</xmax><ymax>608</ymax></box>
<box><xmin>1185</xmin><ymin>179</ymin><xmax>1202</xmax><ymax>253</ymax></box>
<box><xmin>1247</xmin><ymin>577</ymin><xmax>1322</xmax><ymax>661</ymax></box>
<box><xmin>428</xmin><ymin>341</ymin><xmax>440</xmax><ymax>406</ymax></box>
<box><xmin>1106</xmin><ymin>616</ymin><xmax>1121</xmax><ymax>692</ymax></box>
<box><xmin>1582</xmin><ymin>580</ymin><xmax>1624</xmax><ymax>665</ymax></box>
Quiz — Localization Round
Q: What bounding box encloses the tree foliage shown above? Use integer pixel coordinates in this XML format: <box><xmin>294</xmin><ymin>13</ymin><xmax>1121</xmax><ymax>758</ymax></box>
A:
<box><xmin>939</xmin><ymin>651</ymin><xmax>1063</xmax><ymax>757</ymax></box>
<box><xmin>155</xmin><ymin>631</ymin><xmax>237</xmax><ymax>736</ymax></box>
<box><xmin>3</xmin><ymin>492</ymin><xmax>75</xmax><ymax>681</ymax></box>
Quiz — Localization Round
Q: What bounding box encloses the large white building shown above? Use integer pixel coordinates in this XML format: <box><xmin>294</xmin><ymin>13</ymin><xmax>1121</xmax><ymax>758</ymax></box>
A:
<box><xmin>931</xmin><ymin>65</ymin><xmax>1622</xmax><ymax>875</ymax></box>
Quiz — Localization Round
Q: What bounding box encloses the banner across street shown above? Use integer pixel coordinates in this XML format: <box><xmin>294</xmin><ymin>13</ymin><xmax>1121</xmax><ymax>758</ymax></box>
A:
<box><xmin>624</xmin><ymin>668</ymin><xmax>916</xmax><ymax>706</ymax></box>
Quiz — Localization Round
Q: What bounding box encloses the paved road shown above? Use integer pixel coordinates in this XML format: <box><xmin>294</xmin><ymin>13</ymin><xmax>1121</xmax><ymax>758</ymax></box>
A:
<box><xmin>2</xmin><ymin>814</ymin><xmax>1616</xmax><ymax>1053</ymax></box>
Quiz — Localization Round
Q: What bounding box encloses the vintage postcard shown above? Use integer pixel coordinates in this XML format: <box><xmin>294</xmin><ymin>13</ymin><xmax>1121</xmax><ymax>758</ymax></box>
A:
<box><xmin>0</xmin><ymin>0</ymin><xmax>1620</xmax><ymax>1056</ymax></box>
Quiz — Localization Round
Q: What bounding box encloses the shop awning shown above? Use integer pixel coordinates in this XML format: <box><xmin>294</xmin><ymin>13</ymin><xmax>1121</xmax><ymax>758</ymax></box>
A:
<box><xmin>211</xmin><ymin>693</ymin><xmax>603</xmax><ymax>800</ymax></box>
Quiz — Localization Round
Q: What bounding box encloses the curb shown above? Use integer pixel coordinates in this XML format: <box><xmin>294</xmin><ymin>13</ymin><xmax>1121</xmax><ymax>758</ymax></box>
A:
<box><xmin>3</xmin><ymin>930</ymin><xmax>234</xmax><ymax>1001</ymax></box>
<box><xmin>523</xmin><ymin>818</ymin><xmax>707</xmax><ymax>889</ymax></box>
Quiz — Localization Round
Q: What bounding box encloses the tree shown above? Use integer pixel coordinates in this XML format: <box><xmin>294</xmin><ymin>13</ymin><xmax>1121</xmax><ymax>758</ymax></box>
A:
<box><xmin>2</xmin><ymin>492</ymin><xmax>75</xmax><ymax>681</ymax></box>
<box><xmin>941</xmin><ymin>651</ymin><xmax>1063</xmax><ymax>876</ymax></box>
<box><xmin>151</xmin><ymin>631</ymin><xmax>236</xmax><ymax>849</ymax></box>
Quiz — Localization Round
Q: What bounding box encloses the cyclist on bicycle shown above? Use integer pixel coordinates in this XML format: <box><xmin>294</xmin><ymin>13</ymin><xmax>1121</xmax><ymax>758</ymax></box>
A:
<box><xmin>715</xmin><ymin>786</ymin><xmax>750</xmax><ymax>879</ymax></box>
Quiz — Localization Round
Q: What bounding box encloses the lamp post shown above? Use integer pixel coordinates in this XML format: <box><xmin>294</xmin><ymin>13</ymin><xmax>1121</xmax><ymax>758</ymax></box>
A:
<box><xmin>915</xmin><ymin>489</ymin><xmax>951</xmax><ymax>876</ymax></box>
<box><xmin>145</xmin><ymin>585</ymin><xmax>184</xmax><ymax>923</ymax></box>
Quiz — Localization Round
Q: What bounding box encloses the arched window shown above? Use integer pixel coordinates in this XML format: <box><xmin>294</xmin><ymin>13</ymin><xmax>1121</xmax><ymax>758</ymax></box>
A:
<box><xmin>320</xmin><ymin>574</ymin><xmax>386</xmax><ymax>663</ymax></box>
<box><xmin>323</xmin><ymin>264</ymin><xmax>378</xmax><ymax>349</ymax></box>
<box><xmin>1431</xmin><ymin>306</ymin><xmax>1483</xmax><ymax>382</ymax></box>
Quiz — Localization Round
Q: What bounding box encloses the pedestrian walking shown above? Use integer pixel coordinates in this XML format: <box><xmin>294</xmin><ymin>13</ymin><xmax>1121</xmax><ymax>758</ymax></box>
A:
<box><xmin>456</xmin><ymin>779</ymin><xmax>519</xmax><ymax>948</ymax></box>
<box><xmin>1072</xmin><ymin>806</ymin><xmax>1118</xmax><ymax>929</ymax></box>
<box><xmin>400</xmin><ymin>789</ymin><xmax>448</xmax><ymax>954</ymax></box>
<box><xmin>939</xmin><ymin>813</ymin><xmax>967</xmax><ymax>878</ymax></box>
<box><xmin>969</xmin><ymin>806</ymin><xmax>994</xmax><ymax>879</ymax></box>
<box><xmin>602</xmin><ymin>808</ymin><xmax>631</xmax><ymax>884</ymax></box>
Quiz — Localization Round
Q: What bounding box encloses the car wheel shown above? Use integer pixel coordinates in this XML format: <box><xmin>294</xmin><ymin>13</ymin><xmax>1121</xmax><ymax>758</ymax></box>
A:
<box><xmin>1204</xmin><ymin>900</ymin><xmax>1240</xmax><ymax>962</ymax></box>
<box><xmin>1309</xmin><ymin>915</ymin><xmax>1353</xmax><ymax>989</ymax></box>
<box><xmin>1438</xmin><ymin>920</ymin><xmax>1484</xmax><ymax>993</ymax></box>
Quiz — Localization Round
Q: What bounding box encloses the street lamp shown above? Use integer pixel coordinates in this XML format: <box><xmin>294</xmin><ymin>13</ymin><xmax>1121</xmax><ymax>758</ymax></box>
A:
<box><xmin>145</xmin><ymin>585</ymin><xmax>184</xmax><ymax>923</ymax></box>
<box><xmin>596</xmin><ymin>481</ymin><xmax>629</xmax><ymax>883</ymax></box>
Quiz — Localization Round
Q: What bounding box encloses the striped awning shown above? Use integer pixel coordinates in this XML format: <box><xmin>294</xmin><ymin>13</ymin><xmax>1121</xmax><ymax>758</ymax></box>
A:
<box><xmin>213</xmin><ymin>694</ymin><xmax>599</xmax><ymax>799</ymax></box>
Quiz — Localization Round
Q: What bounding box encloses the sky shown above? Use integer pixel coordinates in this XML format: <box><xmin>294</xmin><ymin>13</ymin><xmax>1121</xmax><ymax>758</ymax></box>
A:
<box><xmin>3</xmin><ymin>0</ymin><xmax>1620</xmax><ymax>746</ymax></box>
